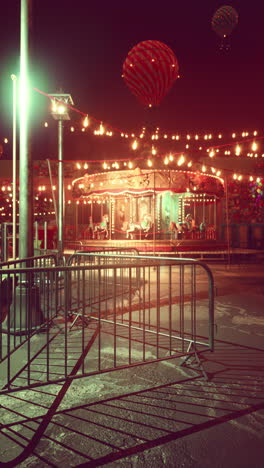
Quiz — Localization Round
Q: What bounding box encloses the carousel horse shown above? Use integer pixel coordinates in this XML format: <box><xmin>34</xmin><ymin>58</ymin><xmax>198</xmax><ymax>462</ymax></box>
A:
<box><xmin>175</xmin><ymin>214</ymin><xmax>198</xmax><ymax>239</ymax></box>
<box><xmin>94</xmin><ymin>214</ymin><xmax>109</xmax><ymax>239</ymax></box>
<box><xmin>126</xmin><ymin>221</ymin><xmax>141</xmax><ymax>239</ymax></box>
<box><xmin>126</xmin><ymin>214</ymin><xmax>153</xmax><ymax>239</ymax></box>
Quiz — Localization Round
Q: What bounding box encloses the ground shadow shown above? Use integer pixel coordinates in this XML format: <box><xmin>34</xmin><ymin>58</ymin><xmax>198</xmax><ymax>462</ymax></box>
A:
<box><xmin>0</xmin><ymin>337</ymin><xmax>264</xmax><ymax>467</ymax></box>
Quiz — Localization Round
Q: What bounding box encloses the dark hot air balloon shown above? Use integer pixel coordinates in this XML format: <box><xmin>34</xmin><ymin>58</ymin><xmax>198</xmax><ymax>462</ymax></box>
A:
<box><xmin>122</xmin><ymin>40</ymin><xmax>179</xmax><ymax>108</ymax></box>
<box><xmin>212</xmin><ymin>5</ymin><xmax>238</xmax><ymax>49</ymax></box>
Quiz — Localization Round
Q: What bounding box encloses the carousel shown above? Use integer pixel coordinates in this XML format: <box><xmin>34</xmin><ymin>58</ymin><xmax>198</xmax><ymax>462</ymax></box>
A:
<box><xmin>66</xmin><ymin>166</ymin><xmax>226</xmax><ymax>252</ymax></box>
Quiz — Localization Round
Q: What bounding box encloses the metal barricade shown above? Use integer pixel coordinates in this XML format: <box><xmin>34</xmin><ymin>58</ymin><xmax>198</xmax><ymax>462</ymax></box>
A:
<box><xmin>0</xmin><ymin>254</ymin><xmax>59</xmax><ymax>364</ymax></box>
<box><xmin>0</xmin><ymin>254</ymin><xmax>214</xmax><ymax>395</ymax></box>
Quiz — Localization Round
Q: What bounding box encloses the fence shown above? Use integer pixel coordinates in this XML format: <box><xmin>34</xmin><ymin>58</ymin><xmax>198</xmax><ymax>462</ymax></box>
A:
<box><xmin>0</xmin><ymin>253</ymin><xmax>214</xmax><ymax>395</ymax></box>
<box><xmin>0</xmin><ymin>254</ymin><xmax>59</xmax><ymax>360</ymax></box>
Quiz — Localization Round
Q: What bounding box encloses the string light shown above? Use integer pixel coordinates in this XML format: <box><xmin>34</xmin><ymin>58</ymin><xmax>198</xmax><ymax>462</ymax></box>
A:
<box><xmin>99</xmin><ymin>122</ymin><xmax>105</xmax><ymax>135</ymax></box>
<box><xmin>132</xmin><ymin>139</ymin><xmax>138</xmax><ymax>150</ymax></box>
<box><xmin>252</xmin><ymin>141</ymin><xmax>258</xmax><ymax>151</ymax></box>
<box><xmin>33</xmin><ymin>90</ymin><xmax>264</xmax><ymax>160</ymax></box>
<box><xmin>12</xmin><ymin>87</ymin><xmax>261</xmax><ymax>198</ymax></box>
<box><xmin>83</xmin><ymin>115</ymin><xmax>89</xmax><ymax>127</ymax></box>
<box><xmin>177</xmin><ymin>155</ymin><xmax>185</xmax><ymax>166</ymax></box>
<box><xmin>235</xmin><ymin>145</ymin><xmax>241</xmax><ymax>156</ymax></box>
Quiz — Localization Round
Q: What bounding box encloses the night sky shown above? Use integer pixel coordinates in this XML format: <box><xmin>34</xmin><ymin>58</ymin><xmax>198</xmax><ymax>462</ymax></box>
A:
<box><xmin>0</xmin><ymin>0</ymin><xmax>263</xmax><ymax>166</ymax></box>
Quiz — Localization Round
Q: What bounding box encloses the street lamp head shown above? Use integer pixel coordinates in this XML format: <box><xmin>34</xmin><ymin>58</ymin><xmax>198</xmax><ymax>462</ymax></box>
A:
<box><xmin>49</xmin><ymin>93</ymin><xmax>74</xmax><ymax>120</ymax></box>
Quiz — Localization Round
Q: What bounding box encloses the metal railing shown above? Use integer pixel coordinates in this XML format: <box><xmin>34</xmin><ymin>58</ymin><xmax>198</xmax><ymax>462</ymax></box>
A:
<box><xmin>1</xmin><ymin>254</ymin><xmax>214</xmax><ymax>395</ymax></box>
<box><xmin>0</xmin><ymin>254</ymin><xmax>59</xmax><ymax>363</ymax></box>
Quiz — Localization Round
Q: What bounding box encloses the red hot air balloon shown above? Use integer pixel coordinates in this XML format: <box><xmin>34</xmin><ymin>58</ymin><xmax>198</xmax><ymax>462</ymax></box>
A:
<box><xmin>122</xmin><ymin>40</ymin><xmax>179</xmax><ymax>108</ymax></box>
<box><xmin>212</xmin><ymin>5</ymin><xmax>238</xmax><ymax>39</ymax></box>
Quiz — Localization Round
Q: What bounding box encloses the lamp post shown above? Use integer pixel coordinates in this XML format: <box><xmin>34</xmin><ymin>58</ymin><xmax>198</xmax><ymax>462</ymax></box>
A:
<box><xmin>49</xmin><ymin>93</ymin><xmax>73</xmax><ymax>257</ymax></box>
<box><xmin>3</xmin><ymin>0</ymin><xmax>44</xmax><ymax>335</ymax></box>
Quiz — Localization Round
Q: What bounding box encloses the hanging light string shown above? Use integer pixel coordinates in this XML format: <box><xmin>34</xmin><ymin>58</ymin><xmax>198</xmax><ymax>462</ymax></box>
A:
<box><xmin>34</xmin><ymin>87</ymin><xmax>264</xmax><ymax>149</ymax></box>
<box><xmin>32</xmin><ymin>87</ymin><xmax>263</xmax><ymax>182</ymax></box>
<box><xmin>34</xmin><ymin>87</ymin><xmax>130</xmax><ymax>135</ymax></box>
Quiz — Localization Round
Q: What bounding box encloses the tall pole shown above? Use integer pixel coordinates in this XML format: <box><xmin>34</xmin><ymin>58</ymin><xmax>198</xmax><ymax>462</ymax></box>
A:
<box><xmin>58</xmin><ymin>119</ymin><xmax>64</xmax><ymax>256</ymax></box>
<box><xmin>5</xmin><ymin>0</ymin><xmax>43</xmax><ymax>334</ymax></box>
<box><xmin>11</xmin><ymin>74</ymin><xmax>17</xmax><ymax>259</ymax></box>
<box><xmin>19</xmin><ymin>0</ymin><xmax>33</xmax><ymax>260</ymax></box>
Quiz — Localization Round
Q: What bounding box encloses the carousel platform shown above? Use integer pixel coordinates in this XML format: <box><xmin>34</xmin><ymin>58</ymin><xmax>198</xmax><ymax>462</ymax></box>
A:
<box><xmin>64</xmin><ymin>239</ymin><xmax>263</xmax><ymax>262</ymax></box>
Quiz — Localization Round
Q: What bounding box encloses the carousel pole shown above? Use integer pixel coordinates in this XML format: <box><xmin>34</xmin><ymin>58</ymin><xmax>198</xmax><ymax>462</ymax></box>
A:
<box><xmin>75</xmin><ymin>201</ymin><xmax>78</xmax><ymax>239</ymax></box>
<box><xmin>214</xmin><ymin>195</ymin><xmax>217</xmax><ymax>232</ymax></box>
<box><xmin>109</xmin><ymin>198</ymin><xmax>112</xmax><ymax>241</ymax></box>
<box><xmin>225</xmin><ymin>175</ymin><xmax>231</xmax><ymax>266</ymax></box>
<box><xmin>153</xmin><ymin>170</ymin><xmax>156</xmax><ymax>254</ymax></box>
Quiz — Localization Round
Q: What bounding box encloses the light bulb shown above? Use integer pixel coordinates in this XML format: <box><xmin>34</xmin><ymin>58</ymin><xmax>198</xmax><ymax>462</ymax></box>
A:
<box><xmin>83</xmin><ymin>115</ymin><xmax>89</xmax><ymax>127</ymax></box>
<box><xmin>132</xmin><ymin>139</ymin><xmax>138</xmax><ymax>150</ymax></box>
<box><xmin>252</xmin><ymin>141</ymin><xmax>257</xmax><ymax>151</ymax></box>
<box><xmin>99</xmin><ymin>122</ymin><xmax>105</xmax><ymax>135</ymax></box>
<box><xmin>235</xmin><ymin>145</ymin><xmax>241</xmax><ymax>156</ymax></box>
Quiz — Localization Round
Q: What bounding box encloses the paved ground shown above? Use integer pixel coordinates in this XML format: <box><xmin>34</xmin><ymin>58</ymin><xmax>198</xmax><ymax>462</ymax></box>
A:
<box><xmin>0</xmin><ymin>261</ymin><xmax>264</xmax><ymax>467</ymax></box>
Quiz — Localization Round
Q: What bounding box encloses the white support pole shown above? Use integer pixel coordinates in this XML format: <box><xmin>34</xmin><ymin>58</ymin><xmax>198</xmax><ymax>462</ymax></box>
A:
<box><xmin>11</xmin><ymin>74</ymin><xmax>17</xmax><ymax>259</ymax></box>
